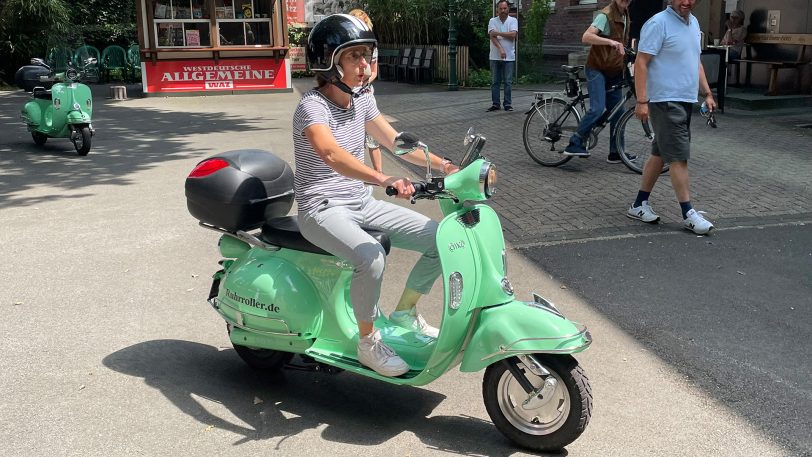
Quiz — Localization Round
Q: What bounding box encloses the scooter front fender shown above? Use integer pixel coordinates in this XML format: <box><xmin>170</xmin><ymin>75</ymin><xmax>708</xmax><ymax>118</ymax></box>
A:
<box><xmin>459</xmin><ymin>299</ymin><xmax>591</xmax><ymax>372</ymax></box>
<box><xmin>66</xmin><ymin>110</ymin><xmax>91</xmax><ymax>124</ymax></box>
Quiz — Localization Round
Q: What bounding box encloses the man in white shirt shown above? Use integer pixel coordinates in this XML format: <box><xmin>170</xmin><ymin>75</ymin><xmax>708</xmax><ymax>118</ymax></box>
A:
<box><xmin>487</xmin><ymin>0</ymin><xmax>518</xmax><ymax>111</ymax></box>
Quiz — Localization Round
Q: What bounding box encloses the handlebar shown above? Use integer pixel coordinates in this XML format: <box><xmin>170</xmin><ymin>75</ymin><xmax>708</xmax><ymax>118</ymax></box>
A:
<box><xmin>385</xmin><ymin>182</ymin><xmax>427</xmax><ymax>197</ymax></box>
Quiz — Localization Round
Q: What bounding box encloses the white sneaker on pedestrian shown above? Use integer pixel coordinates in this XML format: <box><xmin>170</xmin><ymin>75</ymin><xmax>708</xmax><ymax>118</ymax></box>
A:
<box><xmin>683</xmin><ymin>209</ymin><xmax>714</xmax><ymax>235</ymax></box>
<box><xmin>626</xmin><ymin>201</ymin><xmax>660</xmax><ymax>223</ymax></box>
<box><xmin>389</xmin><ymin>309</ymin><xmax>439</xmax><ymax>338</ymax></box>
<box><xmin>357</xmin><ymin>329</ymin><xmax>409</xmax><ymax>377</ymax></box>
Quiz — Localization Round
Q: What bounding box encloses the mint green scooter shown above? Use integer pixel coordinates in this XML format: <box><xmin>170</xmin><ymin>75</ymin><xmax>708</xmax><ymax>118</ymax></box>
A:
<box><xmin>20</xmin><ymin>58</ymin><xmax>95</xmax><ymax>156</ymax></box>
<box><xmin>184</xmin><ymin>129</ymin><xmax>593</xmax><ymax>452</ymax></box>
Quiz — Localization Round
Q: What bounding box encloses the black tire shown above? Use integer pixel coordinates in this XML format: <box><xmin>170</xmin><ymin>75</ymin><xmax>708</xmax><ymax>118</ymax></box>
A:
<box><xmin>232</xmin><ymin>343</ymin><xmax>294</xmax><ymax>371</ymax></box>
<box><xmin>483</xmin><ymin>354</ymin><xmax>592</xmax><ymax>452</ymax></box>
<box><xmin>73</xmin><ymin>126</ymin><xmax>92</xmax><ymax>156</ymax></box>
<box><xmin>522</xmin><ymin>98</ymin><xmax>579</xmax><ymax>167</ymax></box>
<box><xmin>32</xmin><ymin>132</ymin><xmax>47</xmax><ymax>146</ymax></box>
<box><xmin>228</xmin><ymin>324</ymin><xmax>293</xmax><ymax>372</ymax></box>
<box><xmin>615</xmin><ymin>108</ymin><xmax>669</xmax><ymax>174</ymax></box>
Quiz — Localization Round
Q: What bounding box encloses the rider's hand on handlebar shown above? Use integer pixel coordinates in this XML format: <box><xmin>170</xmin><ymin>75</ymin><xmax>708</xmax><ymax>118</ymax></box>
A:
<box><xmin>443</xmin><ymin>162</ymin><xmax>460</xmax><ymax>175</ymax></box>
<box><xmin>383</xmin><ymin>177</ymin><xmax>414</xmax><ymax>199</ymax></box>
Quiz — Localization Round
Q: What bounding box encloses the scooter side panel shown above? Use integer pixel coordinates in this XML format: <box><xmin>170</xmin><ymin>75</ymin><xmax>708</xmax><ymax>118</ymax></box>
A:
<box><xmin>459</xmin><ymin>300</ymin><xmax>592</xmax><ymax>372</ymax></box>
<box><xmin>219</xmin><ymin>248</ymin><xmax>330</xmax><ymax>338</ymax></box>
<box><xmin>22</xmin><ymin>101</ymin><xmax>43</xmax><ymax>127</ymax></box>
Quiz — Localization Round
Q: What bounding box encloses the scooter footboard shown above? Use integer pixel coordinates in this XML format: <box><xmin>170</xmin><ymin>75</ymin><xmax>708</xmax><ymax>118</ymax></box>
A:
<box><xmin>459</xmin><ymin>299</ymin><xmax>592</xmax><ymax>372</ymax></box>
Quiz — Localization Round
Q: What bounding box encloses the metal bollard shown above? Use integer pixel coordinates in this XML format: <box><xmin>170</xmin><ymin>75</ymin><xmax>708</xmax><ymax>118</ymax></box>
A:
<box><xmin>109</xmin><ymin>85</ymin><xmax>127</xmax><ymax>100</ymax></box>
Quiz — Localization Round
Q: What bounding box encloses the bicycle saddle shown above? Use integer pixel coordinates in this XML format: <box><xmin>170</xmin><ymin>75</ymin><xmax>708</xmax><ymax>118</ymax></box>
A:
<box><xmin>561</xmin><ymin>65</ymin><xmax>584</xmax><ymax>74</ymax></box>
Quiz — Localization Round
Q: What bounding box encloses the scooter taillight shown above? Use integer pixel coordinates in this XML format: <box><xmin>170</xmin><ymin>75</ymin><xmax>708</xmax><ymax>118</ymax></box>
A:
<box><xmin>189</xmin><ymin>158</ymin><xmax>230</xmax><ymax>178</ymax></box>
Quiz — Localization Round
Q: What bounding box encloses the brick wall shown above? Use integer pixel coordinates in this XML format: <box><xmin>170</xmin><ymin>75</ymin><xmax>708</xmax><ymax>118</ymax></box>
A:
<box><xmin>545</xmin><ymin>0</ymin><xmax>611</xmax><ymax>50</ymax></box>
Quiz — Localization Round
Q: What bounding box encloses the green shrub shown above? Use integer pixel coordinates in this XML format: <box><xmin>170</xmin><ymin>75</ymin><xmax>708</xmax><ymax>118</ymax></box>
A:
<box><xmin>465</xmin><ymin>68</ymin><xmax>491</xmax><ymax>87</ymax></box>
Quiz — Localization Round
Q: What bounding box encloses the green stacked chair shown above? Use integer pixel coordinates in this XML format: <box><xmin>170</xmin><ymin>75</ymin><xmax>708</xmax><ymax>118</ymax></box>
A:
<box><xmin>46</xmin><ymin>46</ymin><xmax>74</xmax><ymax>73</ymax></box>
<box><xmin>126</xmin><ymin>44</ymin><xmax>142</xmax><ymax>83</ymax></box>
<box><xmin>101</xmin><ymin>45</ymin><xmax>129</xmax><ymax>83</ymax></box>
<box><xmin>74</xmin><ymin>45</ymin><xmax>101</xmax><ymax>82</ymax></box>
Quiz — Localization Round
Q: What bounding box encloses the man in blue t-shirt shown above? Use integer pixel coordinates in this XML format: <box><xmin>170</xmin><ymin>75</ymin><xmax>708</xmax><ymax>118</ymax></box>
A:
<box><xmin>625</xmin><ymin>0</ymin><xmax>716</xmax><ymax>235</ymax></box>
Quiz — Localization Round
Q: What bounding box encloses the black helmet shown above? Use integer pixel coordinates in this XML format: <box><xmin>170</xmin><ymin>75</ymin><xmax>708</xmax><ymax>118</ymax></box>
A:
<box><xmin>306</xmin><ymin>14</ymin><xmax>376</xmax><ymax>94</ymax></box>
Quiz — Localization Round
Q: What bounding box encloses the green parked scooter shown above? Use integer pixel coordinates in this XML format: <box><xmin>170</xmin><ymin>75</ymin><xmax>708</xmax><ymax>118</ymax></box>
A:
<box><xmin>184</xmin><ymin>129</ymin><xmax>593</xmax><ymax>452</ymax></box>
<box><xmin>20</xmin><ymin>57</ymin><xmax>95</xmax><ymax>156</ymax></box>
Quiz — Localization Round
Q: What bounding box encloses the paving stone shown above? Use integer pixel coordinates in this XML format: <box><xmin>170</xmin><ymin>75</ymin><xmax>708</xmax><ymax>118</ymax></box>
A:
<box><xmin>374</xmin><ymin>82</ymin><xmax>812</xmax><ymax>243</ymax></box>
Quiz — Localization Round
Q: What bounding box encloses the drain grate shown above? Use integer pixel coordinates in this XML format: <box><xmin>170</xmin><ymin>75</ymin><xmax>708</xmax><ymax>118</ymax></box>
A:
<box><xmin>796</xmin><ymin>124</ymin><xmax>812</xmax><ymax>129</ymax></box>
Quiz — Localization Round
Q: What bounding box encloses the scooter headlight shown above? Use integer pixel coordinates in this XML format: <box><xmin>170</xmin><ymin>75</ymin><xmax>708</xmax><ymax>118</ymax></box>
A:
<box><xmin>448</xmin><ymin>272</ymin><xmax>463</xmax><ymax>310</ymax></box>
<box><xmin>479</xmin><ymin>162</ymin><xmax>497</xmax><ymax>198</ymax></box>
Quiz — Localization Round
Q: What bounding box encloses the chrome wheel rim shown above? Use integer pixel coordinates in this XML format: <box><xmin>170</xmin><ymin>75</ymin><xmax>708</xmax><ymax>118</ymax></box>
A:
<box><xmin>496</xmin><ymin>360</ymin><xmax>570</xmax><ymax>435</ymax></box>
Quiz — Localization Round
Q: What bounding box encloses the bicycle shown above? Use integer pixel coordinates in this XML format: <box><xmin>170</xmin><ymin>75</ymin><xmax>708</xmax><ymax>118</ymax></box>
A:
<box><xmin>522</xmin><ymin>50</ymin><xmax>667</xmax><ymax>174</ymax></box>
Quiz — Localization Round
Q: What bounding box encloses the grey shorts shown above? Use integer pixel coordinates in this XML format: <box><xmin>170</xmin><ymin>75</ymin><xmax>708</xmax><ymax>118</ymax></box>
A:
<box><xmin>649</xmin><ymin>101</ymin><xmax>693</xmax><ymax>163</ymax></box>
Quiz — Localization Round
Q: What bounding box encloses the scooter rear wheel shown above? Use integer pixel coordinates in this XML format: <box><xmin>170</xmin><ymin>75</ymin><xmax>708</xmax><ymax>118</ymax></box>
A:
<box><xmin>233</xmin><ymin>344</ymin><xmax>293</xmax><ymax>371</ymax></box>
<box><xmin>483</xmin><ymin>354</ymin><xmax>591</xmax><ymax>452</ymax></box>
<box><xmin>228</xmin><ymin>324</ymin><xmax>293</xmax><ymax>372</ymax></box>
<box><xmin>32</xmin><ymin>132</ymin><xmax>47</xmax><ymax>146</ymax></box>
<box><xmin>73</xmin><ymin>127</ymin><xmax>91</xmax><ymax>156</ymax></box>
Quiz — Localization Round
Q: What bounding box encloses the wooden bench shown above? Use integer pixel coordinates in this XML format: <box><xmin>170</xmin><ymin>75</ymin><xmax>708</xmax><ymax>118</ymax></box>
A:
<box><xmin>732</xmin><ymin>33</ymin><xmax>811</xmax><ymax>95</ymax></box>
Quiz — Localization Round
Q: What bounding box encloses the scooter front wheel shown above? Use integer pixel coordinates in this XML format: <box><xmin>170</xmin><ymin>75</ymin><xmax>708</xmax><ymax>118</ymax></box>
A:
<box><xmin>483</xmin><ymin>354</ymin><xmax>591</xmax><ymax>452</ymax></box>
<box><xmin>32</xmin><ymin>132</ymin><xmax>48</xmax><ymax>146</ymax></box>
<box><xmin>73</xmin><ymin>126</ymin><xmax>91</xmax><ymax>156</ymax></box>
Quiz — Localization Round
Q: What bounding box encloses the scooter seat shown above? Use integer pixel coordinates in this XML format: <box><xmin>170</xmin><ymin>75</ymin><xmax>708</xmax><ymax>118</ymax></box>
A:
<box><xmin>32</xmin><ymin>88</ymin><xmax>52</xmax><ymax>100</ymax></box>
<box><xmin>261</xmin><ymin>216</ymin><xmax>391</xmax><ymax>256</ymax></box>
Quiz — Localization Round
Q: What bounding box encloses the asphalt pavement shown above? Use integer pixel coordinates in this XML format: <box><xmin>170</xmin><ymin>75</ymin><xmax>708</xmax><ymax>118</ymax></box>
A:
<box><xmin>0</xmin><ymin>79</ymin><xmax>810</xmax><ymax>456</ymax></box>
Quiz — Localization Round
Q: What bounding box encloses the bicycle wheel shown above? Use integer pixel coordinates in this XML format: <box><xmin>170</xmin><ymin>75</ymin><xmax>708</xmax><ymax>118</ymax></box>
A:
<box><xmin>522</xmin><ymin>98</ymin><xmax>580</xmax><ymax>167</ymax></box>
<box><xmin>615</xmin><ymin>108</ymin><xmax>669</xmax><ymax>174</ymax></box>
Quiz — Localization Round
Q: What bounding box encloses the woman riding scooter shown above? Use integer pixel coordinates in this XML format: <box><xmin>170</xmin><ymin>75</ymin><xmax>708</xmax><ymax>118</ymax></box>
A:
<box><xmin>293</xmin><ymin>14</ymin><xmax>459</xmax><ymax>377</ymax></box>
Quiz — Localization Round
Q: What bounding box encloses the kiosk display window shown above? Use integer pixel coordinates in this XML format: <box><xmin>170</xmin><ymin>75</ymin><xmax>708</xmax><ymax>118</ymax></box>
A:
<box><xmin>152</xmin><ymin>0</ymin><xmax>274</xmax><ymax>48</ymax></box>
<box><xmin>154</xmin><ymin>0</ymin><xmax>211</xmax><ymax>47</ymax></box>
<box><xmin>215</xmin><ymin>0</ymin><xmax>273</xmax><ymax>46</ymax></box>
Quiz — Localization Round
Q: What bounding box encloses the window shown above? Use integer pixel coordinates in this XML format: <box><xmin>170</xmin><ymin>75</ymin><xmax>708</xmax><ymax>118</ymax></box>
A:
<box><xmin>215</xmin><ymin>0</ymin><xmax>273</xmax><ymax>46</ymax></box>
<box><xmin>152</xmin><ymin>0</ymin><xmax>274</xmax><ymax>48</ymax></box>
<box><xmin>154</xmin><ymin>0</ymin><xmax>212</xmax><ymax>47</ymax></box>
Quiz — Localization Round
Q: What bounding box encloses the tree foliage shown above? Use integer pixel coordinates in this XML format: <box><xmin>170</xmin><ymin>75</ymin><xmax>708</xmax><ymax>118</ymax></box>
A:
<box><xmin>0</xmin><ymin>0</ymin><xmax>135</xmax><ymax>84</ymax></box>
<box><xmin>354</xmin><ymin>0</ymin><xmax>493</xmax><ymax>68</ymax></box>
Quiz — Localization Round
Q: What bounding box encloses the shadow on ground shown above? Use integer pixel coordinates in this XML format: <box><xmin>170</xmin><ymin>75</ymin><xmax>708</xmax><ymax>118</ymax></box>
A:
<box><xmin>0</xmin><ymin>89</ymin><xmax>283</xmax><ymax>209</ymax></box>
<box><xmin>103</xmin><ymin>339</ymin><xmax>560</xmax><ymax>456</ymax></box>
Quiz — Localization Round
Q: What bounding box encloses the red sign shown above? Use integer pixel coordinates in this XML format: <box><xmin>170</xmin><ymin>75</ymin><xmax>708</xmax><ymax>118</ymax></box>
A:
<box><xmin>144</xmin><ymin>58</ymin><xmax>289</xmax><ymax>93</ymax></box>
<box><xmin>286</xmin><ymin>0</ymin><xmax>305</xmax><ymax>25</ymax></box>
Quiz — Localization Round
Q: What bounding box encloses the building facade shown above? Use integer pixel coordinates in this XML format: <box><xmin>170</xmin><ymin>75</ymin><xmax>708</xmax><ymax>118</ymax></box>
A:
<box><xmin>539</xmin><ymin>0</ymin><xmax>812</xmax><ymax>93</ymax></box>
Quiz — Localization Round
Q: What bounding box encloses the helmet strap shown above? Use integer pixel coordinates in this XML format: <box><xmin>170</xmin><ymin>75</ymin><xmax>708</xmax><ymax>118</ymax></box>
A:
<box><xmin>329</xmin><ymin>73</ymin><xmax>358</xmax><ymax>97</ymax></box>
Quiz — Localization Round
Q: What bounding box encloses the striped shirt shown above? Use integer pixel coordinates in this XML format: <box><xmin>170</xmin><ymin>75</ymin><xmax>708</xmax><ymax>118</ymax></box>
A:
<box><xmin>292</xmin><ymin>89</ymin><xmax>380</xmax><ymax>213</ymax></box>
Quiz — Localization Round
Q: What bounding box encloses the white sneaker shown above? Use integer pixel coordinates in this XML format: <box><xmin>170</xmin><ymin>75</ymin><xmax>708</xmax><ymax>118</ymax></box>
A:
<box><xmin>389</xmin><ymin>309</ymin><xmax>440</xmax><ymax>338</ymax></box>
<box><xmin>357</xmin><ymin>329</ymin><xmax>409</xmax><ymax>377</ymax></box>
<box><xmin>683</xmin><ymin>209</ymin><xmax>714</xmax><ymax>235</ymax></box>
<box><xmin>626</xmin><ymin>201</ymin><xmax>660</xmax><ymax>223</ymax></box>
